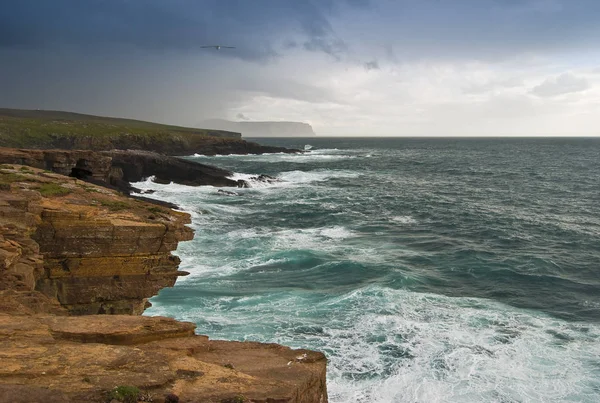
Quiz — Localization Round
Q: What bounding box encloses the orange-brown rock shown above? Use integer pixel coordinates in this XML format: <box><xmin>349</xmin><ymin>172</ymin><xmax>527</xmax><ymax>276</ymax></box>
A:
<box><xmin>0</xmin><ymin>313</ymin><xmax>328</xmax><ymax>402</ymax></box>
<box><xmin>0</xmin><ymin>164</ymin><xmax>193</xmax><ymax>314</ymax></box>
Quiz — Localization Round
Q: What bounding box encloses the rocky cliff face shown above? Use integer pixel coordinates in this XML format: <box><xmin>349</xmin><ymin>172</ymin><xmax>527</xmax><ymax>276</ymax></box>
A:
<box><xmin>0</xmin><ymin>164</ymin><xmax>328</xmax><ymax>402</ymax></box>
<box><xmin>0</xmin><ymin>165</ymin><xmax>193</xmax><ymax>315</ymax></box>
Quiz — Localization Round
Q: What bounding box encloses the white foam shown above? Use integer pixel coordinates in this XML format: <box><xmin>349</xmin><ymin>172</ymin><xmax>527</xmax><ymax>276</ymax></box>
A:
<box><xmin>189</xmin><ymin>149</ymin><xmax>356</xmax><ymax>164</ymax></box>
<box><xmin>228</xmin><ymin>170</ymin><xmax>360</xmax><ymax>189</ymax></box>
<box><xmin>221</xmin><ymin>226</ymin><xmax>356</xmax><ymax>252</ymax></box>
<box><xmin>227</xmin><ymin>173</ymin><xmax>277</xmax><ymax>189</ymax></box>
<box><xmin>390</xmin><ymin>215</ymin><xmax>417</xmax><ymax>225</ymax></box>
<box><xmin>278</xmin><ymin>169</ymin><xmax>360</xmax><ymax>183</ymax></box>
<box><xmin>320</xmin><ymin>226</ymin><xmax>355</xmax><ymax>239</ymax></box>
<box><xmin>132</xmin><ymin>176</ymin><xmax>215</xmax><ymax>195</ymax></box>
<box><xmin>322</xmin><ymin>289</ymin><xmax>600</xmax><ymax>403</ymax></box>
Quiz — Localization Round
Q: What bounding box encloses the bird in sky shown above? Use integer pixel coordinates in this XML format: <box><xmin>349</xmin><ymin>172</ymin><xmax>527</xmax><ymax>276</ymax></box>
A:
<box><xmin>201</xmin><ymin>45</ymin><xmax>235</xmax><ymax>50</ymax></box>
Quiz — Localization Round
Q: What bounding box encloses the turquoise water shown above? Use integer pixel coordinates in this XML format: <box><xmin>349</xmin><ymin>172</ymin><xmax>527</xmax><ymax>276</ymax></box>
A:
<box><xmin>140</xmin><ymin>138</ymin><xmax>600</xmax><ymax>402</ymax></box>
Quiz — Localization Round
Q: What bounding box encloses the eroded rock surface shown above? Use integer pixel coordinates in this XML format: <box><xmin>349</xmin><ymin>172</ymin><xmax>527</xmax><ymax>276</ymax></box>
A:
<box><xmin>0</xmin><ymin>314</ymin><xmax>328</xmax><ymax>403</ymax></box>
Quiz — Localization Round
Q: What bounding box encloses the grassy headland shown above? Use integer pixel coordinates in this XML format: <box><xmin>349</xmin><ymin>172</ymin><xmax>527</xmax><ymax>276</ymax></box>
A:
<box><xmin>0</xmin><ymin>108</ymin><xmax>244</xmax><ymax>154</ymax></box>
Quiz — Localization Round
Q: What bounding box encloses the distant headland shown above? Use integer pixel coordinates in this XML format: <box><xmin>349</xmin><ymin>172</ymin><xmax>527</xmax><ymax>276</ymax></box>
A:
<box><xmin>199</xmin><ymin>119</ymin><xmax>317</xmax><ymax>137</ymax></box>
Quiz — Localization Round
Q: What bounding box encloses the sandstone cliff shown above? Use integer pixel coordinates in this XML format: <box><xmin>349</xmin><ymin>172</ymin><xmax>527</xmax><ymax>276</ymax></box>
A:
<box><xmin>0</xmin><ymin>164</ymin><xmax>328</xmax><ymax>402</ymax></box>
<box><xmin>0</xmin><ymin>164</ymin><xmax>193</xmax><ymax>315</ymax></box>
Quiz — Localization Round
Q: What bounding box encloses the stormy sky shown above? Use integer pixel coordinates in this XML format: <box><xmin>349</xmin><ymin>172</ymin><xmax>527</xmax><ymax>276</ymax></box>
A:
<box><xmin>1</xmin><ymin>0</ymin><xmax>600</xmax><ymax>136</ymax></box>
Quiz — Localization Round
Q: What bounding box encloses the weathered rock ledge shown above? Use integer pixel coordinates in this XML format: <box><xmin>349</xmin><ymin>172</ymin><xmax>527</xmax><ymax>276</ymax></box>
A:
<box><xmin>0</xmin><ymin>313</ymin><xmax>327</xmax><ymax>403</ymax></box>
<box><xmin>0</xmin><ymin>165</ymin><xmax>328</xmax><ymax>402</ymax></box>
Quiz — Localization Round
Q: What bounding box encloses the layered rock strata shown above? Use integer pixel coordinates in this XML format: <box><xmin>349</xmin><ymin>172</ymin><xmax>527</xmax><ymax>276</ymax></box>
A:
<box><xmin>0</xmin><ymin>165</ymin><xmax>193</xmax><ymax>315</ymax></box>
<box><xmin>0</xmin><ymin>164</ymin><xmax>328</xmax><ymax>402</ymax></box>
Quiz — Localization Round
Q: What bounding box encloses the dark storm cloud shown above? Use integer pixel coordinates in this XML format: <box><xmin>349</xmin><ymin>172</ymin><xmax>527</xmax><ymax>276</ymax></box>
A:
<box><xmin>2</xmin><ymin>0</ymin><xmax>599</xmax><ymax>63</ymax></box>
<box><xmin>0</xmin><ymin>0</ymin><xmax>369</xmax><ymax>61</ymax></box>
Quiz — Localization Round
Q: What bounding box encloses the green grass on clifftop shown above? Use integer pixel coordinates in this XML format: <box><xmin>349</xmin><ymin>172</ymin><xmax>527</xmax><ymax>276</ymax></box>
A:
<box><xmin>0</xmin><ymin>108</ymin><xmax>241</xmax><ymax>152</ymax></box>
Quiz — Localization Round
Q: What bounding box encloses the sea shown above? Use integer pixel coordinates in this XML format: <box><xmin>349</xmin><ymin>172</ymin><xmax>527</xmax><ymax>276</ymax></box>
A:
<box><xmin>137</xmin><ymin>137</ymin><xmax>600</xmax><ymax>402</ymax></box>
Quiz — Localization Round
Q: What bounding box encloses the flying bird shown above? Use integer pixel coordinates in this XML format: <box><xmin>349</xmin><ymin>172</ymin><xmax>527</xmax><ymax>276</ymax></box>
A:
<box><xmin>201</xmin><ymin>45</ymin><xmax>235</xmax><ymax>50</ymax></box>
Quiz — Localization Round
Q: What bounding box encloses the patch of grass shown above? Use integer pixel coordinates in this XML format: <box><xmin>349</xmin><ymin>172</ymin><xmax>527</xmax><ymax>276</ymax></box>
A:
<box><xmin>108</xmin><ymin>385</ymin><xmax>140</xmax><ymax>403</ymax></box>
<box><xmin>0</xmin><ymin>172</ymin><xmax>25</xmax><ymax>184</ymax></box>
<box><xmin>38</xmin><ymin>183</ymin><xmax>71</xmax><ymax>197</ymax></box>
<box><xmin>19</xmin><ymin>166</ymin><xmax>34</xmax><ymax>173</ymax></box>
<box><xmin>147</xmin><ymin>206</ymin><xmax>164</xmax><ymax>214</ymax></box>
<box><xmin>100</xmin><ymin>200</ymin><xmax>130</xmax><ymax>211</ymax></box>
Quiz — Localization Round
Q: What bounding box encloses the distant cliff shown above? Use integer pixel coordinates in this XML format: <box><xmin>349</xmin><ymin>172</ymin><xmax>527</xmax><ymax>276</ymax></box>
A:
<box><xmin>200</xmin><ymin>119</ymin><xmax>317</xmax><ymax>137</ymax></box>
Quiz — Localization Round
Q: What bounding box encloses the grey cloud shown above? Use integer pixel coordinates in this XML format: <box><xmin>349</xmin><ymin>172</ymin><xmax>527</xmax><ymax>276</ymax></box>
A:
<box><xmin>304</xmin><ymin>37</ymin><xmax>347</xmax><ymax>59</ymax></box>
<box><xmin>364</xmin><ymin>60</ymin><xmax>380</xmax><ymax>71</ymax></box>
<box><xmin>235</xmin><ymin>77</ymin><xmax>340</xmax><ymax>104</ymax></box>
<box><xmin>462</xmin><ymin>77</ymin><xmax>523</xmax><ymax>94</ymax></box>
<box><xmin>530</xmin><ymin>73</ymin><xmax>591</xmax><ymax>97</ymax></box>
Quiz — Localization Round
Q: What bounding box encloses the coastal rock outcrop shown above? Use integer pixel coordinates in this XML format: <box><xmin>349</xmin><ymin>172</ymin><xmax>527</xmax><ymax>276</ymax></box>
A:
<box><xmin>0</xmin><ymin>163</ymin><xmax>328</xmax><ymax>402</ymax></box>
<box><xmin>104</xmin><ymin>149</ymin><xmax>242</xmax><ymax>187</ymax></box>
<box><xmin>0</xmin><ymin>147</ymin><xmax>246</xmax><ymax>195</ymax></box>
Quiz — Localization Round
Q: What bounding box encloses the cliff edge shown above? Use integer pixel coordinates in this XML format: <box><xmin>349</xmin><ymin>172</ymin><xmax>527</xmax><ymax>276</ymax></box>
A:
<box><xmin>0</xmin><ymin>163</ymin><xmax>327</xmax><ymax>402</ymax></box>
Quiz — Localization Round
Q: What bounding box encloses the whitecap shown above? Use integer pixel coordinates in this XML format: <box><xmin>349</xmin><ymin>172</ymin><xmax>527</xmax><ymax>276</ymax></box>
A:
<box><xmin>390</xmin><ymin>216</ymin><xmax>417</xmax><ymax>225</ymax></box>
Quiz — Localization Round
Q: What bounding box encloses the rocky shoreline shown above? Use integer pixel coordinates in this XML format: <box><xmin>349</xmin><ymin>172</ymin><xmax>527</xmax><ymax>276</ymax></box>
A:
<box><xmin>0</xmin><ymin>148</ymin><xmax>327</xmax><ymax>402</ymax></box>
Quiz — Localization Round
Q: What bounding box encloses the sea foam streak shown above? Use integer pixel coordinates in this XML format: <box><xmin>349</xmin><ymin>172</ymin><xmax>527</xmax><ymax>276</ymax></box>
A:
<box><xmin>228</xmin><ymin>169</ymin><xmax>360</xmax><ymax>188</ymax></box>
<box><xmin>190</xmin><ymin>147</ymin><xmax>358</xmax><ymax>164</ymax></box>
